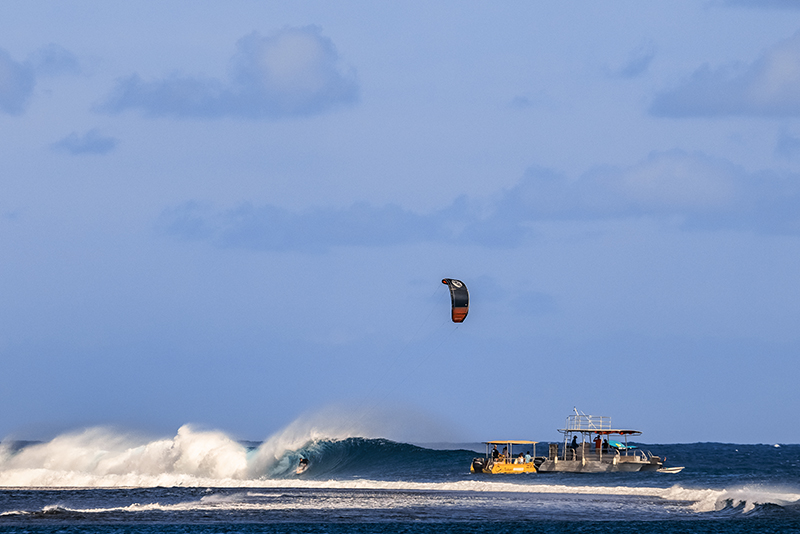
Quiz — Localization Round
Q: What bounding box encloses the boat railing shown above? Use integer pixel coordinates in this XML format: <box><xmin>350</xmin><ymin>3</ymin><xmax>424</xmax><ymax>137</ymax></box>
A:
<box><xmin>486</xmin><ymin>453</ymin><xmax>535</xmax><ymax>464</ymax></box>
<box><xmin>489</xmin><ymin>454</ymin><xmax>536</xmax><ymax>465</ymax></box>
<box><xmin>563</xmin><ymin>414</ymin><xmax>611</xmax><ymax>432</ymax></box>
<box><xmin>555</xmin><ymin>440</ymin><xmax>657</xmax><ymax>460</ymax></box>
<box><xmin>560</xmin><ymin>444</ymin><xmax>622</xmax><ymax>461</ymax></box>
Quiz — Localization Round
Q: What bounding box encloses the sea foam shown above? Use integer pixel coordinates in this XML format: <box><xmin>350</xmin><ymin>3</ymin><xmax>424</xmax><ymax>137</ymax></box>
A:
<box><xmin>2</xmin><ymin>420</ymin><xmax>800</xmax><ymax>517</ymax></box>
<box><xmin>0</xmin><ymin>408</ymin><xmax>370</xmax><ymax>487</ymax></box>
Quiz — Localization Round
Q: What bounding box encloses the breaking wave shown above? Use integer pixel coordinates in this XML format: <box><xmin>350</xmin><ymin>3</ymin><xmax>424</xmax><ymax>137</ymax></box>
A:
<box><xmin>1</xmin><ymin>420</ymin><xmax>800</xmax><ymax>516</ymax></box>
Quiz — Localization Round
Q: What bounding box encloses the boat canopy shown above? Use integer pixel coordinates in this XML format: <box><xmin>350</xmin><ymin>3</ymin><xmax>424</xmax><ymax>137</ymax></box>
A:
<box><xmin>559</xmin><ymin>412</ymin><xmax>642</xmax><ymax>437</ymax></box>
<box><xmin>558</xmin><ymin>429</ymin><xmax>642</xmax><ymax>436</ymax></box>
<box><xmin>484</xmin><ymin>440</ymin><xmax>538</xmax><ymax>445</ymax></box>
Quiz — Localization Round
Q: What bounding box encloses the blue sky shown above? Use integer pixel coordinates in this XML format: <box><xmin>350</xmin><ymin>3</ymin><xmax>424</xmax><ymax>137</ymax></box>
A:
<box><xmin>2</xmin><ymin>1</ymin><xmax>800</xmax><ymax>444</ymax></box>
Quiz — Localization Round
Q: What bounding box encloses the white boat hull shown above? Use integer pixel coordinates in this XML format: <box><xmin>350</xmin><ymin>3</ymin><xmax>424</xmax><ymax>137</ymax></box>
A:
<box><xmin>537</xmin><ymin>459</ymin><xmax>651</xmax><ymax>473</ymax></box>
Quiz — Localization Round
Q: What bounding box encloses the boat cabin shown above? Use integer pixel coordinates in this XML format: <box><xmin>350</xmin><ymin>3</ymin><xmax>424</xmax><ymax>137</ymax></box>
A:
<box><xmin>470</xmin><ymin>440</ymin><xmax>541</xmax><ymax>474</ymax></box>
<box><xmin>536</xmin><ymin>412</ymin><xmax>664</xmax><ymax>473</ymax></box>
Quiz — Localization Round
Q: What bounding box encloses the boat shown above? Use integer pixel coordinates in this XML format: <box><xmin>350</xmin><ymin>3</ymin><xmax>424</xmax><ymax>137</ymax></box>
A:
<box><xmin>657</xmin><ymin>466</ymin><xmax>685</xmax><ymax>474</ymax></box>
<box><xmin>535</xmin><ymin>410</ymin><xmax>669</xmax><ymax>473</ymax></box>
<box><xmin>470</xmin><ymin>440</ymin><xmax>540</xmax><ymax>474</ymax></box>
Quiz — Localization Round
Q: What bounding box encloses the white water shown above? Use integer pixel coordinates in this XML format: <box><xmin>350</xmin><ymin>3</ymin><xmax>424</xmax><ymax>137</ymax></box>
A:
<box><xmin>0</xmin><ymin>407</ymin><xmax>379</xmax><ymax>487</ymax></box>
<box><xmin>2</xmin><ymin>481</ymin><xmax>799</xmax><ymax>518</ymax></box>
<box><xmin>0</xmin><ymin>425</ymin><xmax>250</xmax><ymax>487</ymax></box>
<box><xmin>662</xmin><ymin>484</ymin><xmax>800</xmax><ymax>513</ymax></box>
<box><xmin>0</xmin><ymin>404</ymin><xmax>459</xmax><ymax>488</ymax></box>
<box><xmin>2</xmin><ymin>417</ymin><xmax>800</xmax><ymax>515</ymax></box>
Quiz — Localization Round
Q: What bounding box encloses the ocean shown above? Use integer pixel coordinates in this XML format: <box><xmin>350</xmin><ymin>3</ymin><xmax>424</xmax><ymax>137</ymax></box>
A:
<box><xmin>1</xmin><ymin>426</ymin><xmax>799</xmax><ymax>533</ymax></box>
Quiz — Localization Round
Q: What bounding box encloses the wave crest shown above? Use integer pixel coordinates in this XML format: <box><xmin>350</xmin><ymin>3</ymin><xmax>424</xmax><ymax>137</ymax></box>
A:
<box><xmin>0</xmin><ymin>409</ymin><xmax>374</xmax><ymax>487</ymax></box>
<box><xmin>0</xmin><ymin>425</ymin><xmax>253</xmax><ymax>486</ymax></box>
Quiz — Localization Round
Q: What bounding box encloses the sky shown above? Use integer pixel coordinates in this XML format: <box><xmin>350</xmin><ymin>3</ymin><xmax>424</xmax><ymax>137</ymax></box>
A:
<box><xmin>2</xmin><ymin>1</ymin><xmax>800</xmax><ymax>445</ymax></box>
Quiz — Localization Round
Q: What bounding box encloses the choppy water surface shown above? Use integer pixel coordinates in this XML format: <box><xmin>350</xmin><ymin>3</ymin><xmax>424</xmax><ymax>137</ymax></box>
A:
<box><xmin>1</xmin><ymin>428</ymin><xmax>799</xmax><ymax>533</ymax></box>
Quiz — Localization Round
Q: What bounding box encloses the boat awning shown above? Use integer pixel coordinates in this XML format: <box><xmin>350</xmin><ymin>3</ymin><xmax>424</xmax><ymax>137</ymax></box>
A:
<box><xmin>484</xmin><ymin>440</ymin><xmax>539</xmax><ymax>445</ymax></box>
<box><xmin>558</xmin><ymin>429</ymin><xmax>642</xmax><ymax>436</ymax></box>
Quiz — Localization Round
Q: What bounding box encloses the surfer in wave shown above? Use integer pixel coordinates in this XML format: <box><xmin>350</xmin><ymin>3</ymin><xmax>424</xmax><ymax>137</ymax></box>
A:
<box><xmin>296</xmin><ymin>457</ymin><xmax>309</xmax><ymax>474</ymax></box>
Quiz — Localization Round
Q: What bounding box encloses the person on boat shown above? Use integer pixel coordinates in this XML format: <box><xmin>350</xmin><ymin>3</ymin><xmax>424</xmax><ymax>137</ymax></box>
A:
<box><xmin>492</xmin><ymin>445</ymin><xmax>499</xmax><ymax>460</ymax></box>
<box><xmin>569</xmin><ymin>436</ymin><xmax>578</xmax><ymax>459</ymax></box>
<box><xmin>515</xmin><ymin>452</ymin><xmax>525</xmax><ymax>464</ymax></box>
<box><xmin>594</xmin><ymin>435</ymin><xmax>602</xmax><ymax>451</ymax></box>
<box><xmin>501</xmin><ymin>446</ymin><xmax>507</xmax><ymax>461</ymax></box>
<box><xmin>602</xmin><ymin>439</ymin><xmax>609</xmax><ymax>453</ymax></box>
<box><xmin>525</xmin><ymin>451</ymin><xmax>532</xmax><ymax>463</ymax></box>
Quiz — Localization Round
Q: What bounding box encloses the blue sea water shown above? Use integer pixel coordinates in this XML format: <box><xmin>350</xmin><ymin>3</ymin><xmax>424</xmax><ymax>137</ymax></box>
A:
<box><xmin>1</xmin><ymin>428</ymin><xmax>799</xmax><ymax>533</ymax></box>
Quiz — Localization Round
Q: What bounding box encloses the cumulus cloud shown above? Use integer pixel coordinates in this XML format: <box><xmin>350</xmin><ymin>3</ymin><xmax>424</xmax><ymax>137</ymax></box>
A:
<box><xmin>159</xmin><ymin>151</ymin><xmax>800</xmax><ymax>251</ymax></box>
<box><xmin>0</xmin><ymin>44</ymin><xmax>80</xmax><ymax>115</ymax></box>
<box><xmin>159</xmin><ymin>202</ymin><xmax>446</xmax><ymax>252</ymax></box>
<box><xmin>508</xmin><ymin>91</ymin><xmax>555</xmax><ymax>111</ymax></box>
<box><xmin>158</xmin><ymin>194</ymin><xmax>525</xmax><ymax>252</ymax></box>
<box><xmin>500</xmin><ymin>150</ymin><xmax>800</xmax><ymax>233</ymax></box>
<box><xmin>28</xmin><ymin>44</ymin><xmax>81</xmax><ymax>77</ymax></box>
<box><xmin>775</xmin><ymin>128</ymin><xmax>800</xmax><ymax>158</ymax></box>
<box><xmin>504</xmin><ymin>151</ymin><xmax>741</xmax><ymax>218</ymax></box>
<box><xmin>612</xmin><ymin>41</ymin><xmax>656</xmax><ymax>78</ymax></box>
<box><xmin>722</xmin><ymin>0</ymin><xmax>800</xmax><ymax>8</ymax></box>
<box><xmin>651</xmin><ymin>31</ymin><xmax>800</xmax><ymax>117</ymax></box>
<box><xmin>51</xmin><ymin>129</ymin><xmax>118</xmax><ymax>155</ymax></box>
<box><xmin>100</xmin><ymin>26</ymin><xmax>359</xmax><ymax>119</ymax></box>
<box><xmin>0</xmin><ymin>49</ymin><xmax>35</xmax><ymax>115</ymax></box>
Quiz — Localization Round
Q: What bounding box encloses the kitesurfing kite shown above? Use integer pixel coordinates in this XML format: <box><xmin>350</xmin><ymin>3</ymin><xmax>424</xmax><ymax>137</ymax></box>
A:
<box><xmin>442</xmin><ymin>278</ymin><xmax>469</xmax><ymax>323</ymax></box>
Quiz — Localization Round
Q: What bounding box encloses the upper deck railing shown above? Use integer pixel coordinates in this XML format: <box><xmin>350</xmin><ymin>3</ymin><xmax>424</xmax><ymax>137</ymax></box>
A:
<box><xmin>561</xmin><ymin>414</ymin><xmax>611</xmax><ymax>432</ymax></box>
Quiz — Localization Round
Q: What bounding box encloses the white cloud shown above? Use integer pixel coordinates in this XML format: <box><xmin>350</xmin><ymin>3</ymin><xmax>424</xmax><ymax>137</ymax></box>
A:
<box><xmin>775</xmin><ymin>128</ymin><xmax>800</xmax><ymax>158</ymax></box>
<box><xmin>722</xmin><ymin>0</ymin><xmax>800</xmax><ymax>8</ymax></box>
<box><xmin>0</xmin><ymin>49</ymin><xmax>35</xmax><ymax>115</ymax></box>
<box><xmin>612</xmin><ymin>41</ymin><xmax>656</xmax><ymax>79</ymax></box>
<box><xmin>0</xmin><ymin>44</ymin><xmax>80</xmax><ymax>115</ymax></box>
<box><xmin>158</xmin><ymin>150</ymin><xmax>800</xmax><ymax>252</ymax></box>
<box><xmin>502</xmin><ymin>150</ymin><xmax>800</xmax><ymax>233</ymax></box>
<box><xmin>51</xmin><ymin>129</ymin><xmax>118</xmax><ymax>155</ymax></box>
<box><xmin>28</xmin><ymin>44</ymin><xmax>81</xmax><ymax>77</ymax></box>
<box><xmin>158</xmin><ymin>201</ymin><xmax>443</xmax><ymax>252</ymax></box>
<box><xmin>587</xmin><ymin>150</ymin><xmax>739</xmax><ymax>211</ymax></box>
<box><xmin>651</xmin><ymin>31</ymin><xmax>800</xmax><ymax>117</ymax></box>
<box><xmin>100</xmin><ymin>27</ymin><xmax>359</xmax><ymax>119</ymax></box>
